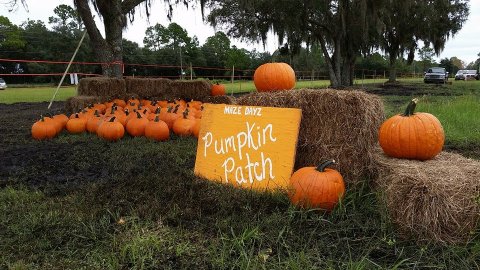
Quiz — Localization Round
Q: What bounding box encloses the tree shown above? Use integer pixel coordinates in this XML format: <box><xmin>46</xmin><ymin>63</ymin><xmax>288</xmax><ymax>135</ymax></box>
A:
<box><xmin>206</xmin><ymin>0</ymin><xmax>384</xmax><ymax>87</ymax></box>
<box><xmin>201</xmin><ymin>32</ymin><xmax>231</xmax><ymax>68</ymax></box>
<box><xmin>48</xmin><ymin>4</ymin><xmax>83</xmax><ymax>36</ymax></box>
<box><xmin>0</xmin><ymin>16</ymin><xmax>25</xmax><ymax>50</ymax></box>
<box><xmin>418</xmin><ymin>45</ymin><xmax>435</xmax><ymax>71</ymax></box>
<box><xmin>379</xmin><ymin>0</ymin><xmax>469</xmax><ymax>83</ymax></box>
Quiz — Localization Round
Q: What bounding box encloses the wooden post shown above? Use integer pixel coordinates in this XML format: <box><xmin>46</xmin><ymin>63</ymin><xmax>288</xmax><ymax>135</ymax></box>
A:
<box><xmin>231</xmin><ymin>65</ymin><xmax>235</xmax><ymax>84</ymax></box>
<box><xmin>48</xmin><ymin>30</ymin><xmax>87</xmax><ymax>109</ymax></box>
<box><xmin>190</xmin><ymin>63</ymin><xmax>193</xmax><ymax>80</ymax></box>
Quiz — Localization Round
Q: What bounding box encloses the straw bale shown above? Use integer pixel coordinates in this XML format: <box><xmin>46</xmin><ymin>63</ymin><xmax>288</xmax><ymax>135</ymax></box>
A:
<box><xmin>125</xmin><ymin>78</ymin><xmax>173</xmax><ymax>98</ymax></box>
<box><xmin>236</xmin><ymin>89</ymin><xmax>385</xmax><ymax>184</ymax></box>
<box><xmin>65</xmin><ymin>96</ymin><xmax>106</xmax><ymax>114</ymax></box>
<box><xmin>77</xmin><ymin>77</ymin><xmax>126</xmax><ymax>97</ymax></box>
<box><xmin>202</xmin><ymin>95</ymin><xmax>237</xmax><ymax>105</ymax></box>
<box><xmin>171</xmin><ymin>80</ymin><xmax>212</xmax><ymax>101</ymax></box>
<box><xmin>373</xmin><ymin>150</ymin><xmax>480</xmax><ymax>244</ymax></box>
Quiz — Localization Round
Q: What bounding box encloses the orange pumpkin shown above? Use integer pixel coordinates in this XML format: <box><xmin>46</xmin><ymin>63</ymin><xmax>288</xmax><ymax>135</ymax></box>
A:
<box><xmin>145</xmin><ymin>115</ymin><xmax>170</xmax><ymax>141</ymax></box>
<box><xmin>211</xmin><ymin>83</ymin><xmax>226</xmax><ymax>96</ymax></box>
<box><xmin>66</xmin><ymin>113</ymin><xmax>87</xmax><ymax>134</ymax></box>
<box><xmin>379</xmin><ymin>98</ymin><xmax>444</xmax><ymax>160</ymax></box>
<box><xmin>253</xmin><ymin>62</ymin><xmax>296</xmax><ymax>92</ymax></box>
<box><xmin>172</xmin><ymin>109</ymin><xmax>195</xmax><ymax>136</ymax></box>
<box><xmin>126</xmin><ymin>111</ymin><xmax>149</xmax><ymax>137</ymax></box>
<box><xmin>97</xmin><ymin>116</ymin><xmax>125</xmax><ymax>141</ymax></box>
<box><xmin>86</xmin><ymin>111</ymin><xmax>104</xmax><ymax>133</ymax></box>
<box><xmin>288</xmin><ymin>160</ymin><xmax>345</xmax><ymax>211</ymax></box>
<box><xmin>52</xmin><ymin>114</ymin><xmax>69</xmax><ymax>129</ymax></box>
<box><xmin>31</xmin><ymin>116</ymin><xmax>57</xmax><ymax>140</ymax></box>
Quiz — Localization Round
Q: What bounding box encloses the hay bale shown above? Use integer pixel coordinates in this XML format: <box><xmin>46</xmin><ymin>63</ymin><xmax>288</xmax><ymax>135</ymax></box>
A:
<box><xmin>373</xmin><ymin>151</ymin><xmax>480</xmax><ymax>244</ymax></box>
<box><xmin>171</xmin><ymin>80</ymin><xmax>212</xmax><ymax>101</ymax></box>
<box><xmin>202</xmin><ymin>95</ymin><xmax>237</xmax><ymax>105</ymax></box>
<box><xmin>65</xmin><ymin>96</ymin><xmax>106</xmax><ymax>114</ymax></box>
<box><xmin>236</xmin><ymin>89</ymin><xmax>384</xmax><ymax>184</ymax></box>
<box><xmin>125</xmin><ymin>78</ymin><xmax>173</xmax><ymax>98</ymax></box>
<box><xmin>77</xmin><ymin>77</ymin><xmax>126</xmax><ymax>97</ymax></box>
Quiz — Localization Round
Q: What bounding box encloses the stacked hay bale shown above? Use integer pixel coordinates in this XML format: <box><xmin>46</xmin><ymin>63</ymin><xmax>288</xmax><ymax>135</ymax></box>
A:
<box><xmin>171</xmin><ymin>80</ymin><xmax>212</xmax><ymax>101</ymax></box>
<box><xmin>202</xmin><ymin>95</ymin><xmax>237</xmax><ymax>105</ymax></box>
<box><xmin>237</xmin><ymin>89</ymin><xmax>384</xmax><ymax>185</ymax></box>
<box><xmin>373</xmin><ymin>150</ymin><xmax>480</xmax><ymax>244</ymax></box>
<box><xmin>125</xmin><ymin>78</ymin><xmax>173</xmax><ymax>100</ymax></box>
<box><xmin>66</xmin><ymin>77</ymin><xmax>127</xmax><ymax>113</ymax></box>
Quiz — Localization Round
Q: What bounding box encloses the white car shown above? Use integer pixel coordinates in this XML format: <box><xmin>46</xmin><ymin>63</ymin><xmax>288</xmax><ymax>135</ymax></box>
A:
<box><xmin>455</xmin><ymin>70</ymin><xmax>478</xmax><ymax>80</ymax></box>
<box><xmin>0</xmin><ymin>78</ymin><xmax>7</xmax><ymax>90</ymax></box>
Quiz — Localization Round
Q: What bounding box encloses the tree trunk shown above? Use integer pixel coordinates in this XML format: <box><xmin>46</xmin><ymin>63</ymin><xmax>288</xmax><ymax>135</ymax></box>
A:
<box><xmin>388</xmin><ymin>56</ymin><xmax>397</xmax><ymax>83</ymax></box>
<box><xmin>74</xmin><ymin>0</ymin><xmax>124</xmax><ymax>78</ymax></box>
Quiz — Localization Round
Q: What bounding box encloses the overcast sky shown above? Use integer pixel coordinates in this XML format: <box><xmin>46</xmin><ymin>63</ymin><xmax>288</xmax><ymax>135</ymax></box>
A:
<box><xmin>1</xmin><ymin>0</ymin><xmax>479</xmax><ymax>64</ymax></box>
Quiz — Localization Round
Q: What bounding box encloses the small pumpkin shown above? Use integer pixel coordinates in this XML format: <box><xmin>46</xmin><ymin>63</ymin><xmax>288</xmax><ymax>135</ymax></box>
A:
<box><xmin>97</xmin><ymin>116</ymin><xmax>125</xmax><ymax>141</ymax></box>
<box><xmin>52</xmin><ymin>114</ymin><xmax>69</xmax><ymax>129</ymax></box>
<box><xmin>253</xmin><ymin>62</ymin><xmax>296</xmax><ymax>92</ymax></box>
<box><xmin>66</xmin><ymin>113</ymin><xmax>87</xmax><ymax>134</ymax></box>
<box><xmin>211</xmin><ymin>82</ymin><xmax>226</xmax><ymax>96</ymax></box>
<box><xmin>126</xmin><ymin>111</ymin><xmax>149</xmax><ymax>137</ymax></box>
<box><xmin>145</xmin><ymin>115</ymin><xmax>170</xmax><ymax>141</ymax></box>
<box><xmin>378</xmin><ymin>98</ymin><xmax>444</xmax><ymax>160</ymax></box>
<box><xmin>86</xmin><ymin>110</ymin><xmax>104</xmax><ymax>133</ymax></box>
<box><xmin>288</xmin><ymin>160</ymin><xmax>345</xmax><ymax>211</ymax></box>
<box><xmin>31</xmin><ymin>116</ymin><xmax>57</xmax><ymax>140</ymax></box>
<box><xmin>172</xmin><ymin>109</ymin><xmax>195</xmax><ymax>136</ymax></box>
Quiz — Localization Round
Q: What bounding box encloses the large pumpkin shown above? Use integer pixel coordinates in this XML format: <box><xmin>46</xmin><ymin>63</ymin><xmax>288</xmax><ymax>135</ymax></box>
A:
<box><xmin>288</xmin><ymin>160</ymin><xmax>345</xmax><ymax>211</ymax></box>
<box><xmin>379</xmin><ymin>98</ymin><xmax>444</xmax><ymax>160</ymax></box>
<box><xmin>211</xmin><ymin>83</ymin><xmax>226</xmax><ymax>96</ymax></box>
<box><xmin>253</xmin><ymin>62</ymin><xmax>296</xmax><ymax>92</ymax></box>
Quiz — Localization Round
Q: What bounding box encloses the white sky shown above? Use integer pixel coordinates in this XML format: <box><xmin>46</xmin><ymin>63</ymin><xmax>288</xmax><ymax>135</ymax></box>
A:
<box><xmin>1</xmin><ymin>0</ymin><xmax>479</xmax><ymax>64</ymax></box>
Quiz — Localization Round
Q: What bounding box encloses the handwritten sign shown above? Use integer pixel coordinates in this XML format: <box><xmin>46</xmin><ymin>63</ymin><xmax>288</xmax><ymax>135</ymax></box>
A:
<box><xmin>194</xmin><ymin>104</ymin><xmax>301</xmax><ymax>190</ymax></box>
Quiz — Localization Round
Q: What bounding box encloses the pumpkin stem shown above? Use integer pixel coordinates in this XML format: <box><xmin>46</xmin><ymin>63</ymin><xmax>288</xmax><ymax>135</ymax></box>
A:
<box><xmin>173</xmin><ymin>104</ymin><xmax>180</xmax><ymax>113</ymax></box>
<box><xmin>403</xmin><ymin>98</ymin><xmax>418</xmax><ymax>116</ymax></box>
<box><xmin>75</xmin><ymin>113</ymin><xmax>80</xmax><ymax>119</ymax></box>
<box><xmin>109</xmin><ymin>106</ymin><xmax>115</xmax><ymax>114</ymax></box>
<box><xmin>154</xmin><ymin>115</ymin><xmax>160</xmax><ymax>122</ymax></box>
<box><xmin>94</xmin><ymin>110</ymin><xmax>100</xmax><ymax>117</ymax></box>
<box><xmin>167</xmin><ymin>106</ymin><xmax>173</xmax><ymax>113</ymax></box>
<box><xmin>183</xmin><ymin>109</ymin><xmax>189</xmax><ymax>119</ymax></box>
<box><xmin>154</xmin><ymin>107</ymin><xmax>160</xmax><ymax>114</ymax></box>
<box><xmin>136</xmin><ymin>111</ymin><xmax>142</xmax><ymax>119</ymax></box>
<box><xmin>316</xmin><ymin>160</ymin><xmax>336</xmax><ymax>172</ymax></box>
<box><xmin>109</xmin><ymin>116</ymin><xmax>116</xmax><ymax>122</ymax></box>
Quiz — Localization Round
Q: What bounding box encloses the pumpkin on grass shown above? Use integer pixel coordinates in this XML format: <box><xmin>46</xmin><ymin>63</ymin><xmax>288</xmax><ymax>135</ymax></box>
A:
<box><xmin>379</xmin><ymin>98</ymin><xmax>444</xmax><ymax>160</ymax></box>
<box><xmin>126</xmin><ymin>111</ymin><xmax>149</xmax><ymax>137</ymax></box>
<box><xmin>97</xmin><ymin>116</ymin><xmax>124</xmax><ymax>141</ymax></box>
<box><xmin>173</xmin><ymin>109</ymin><xmax>195</xmax><ymax>136</ymax></box>
<box><xmin>288</xmin><ymin>160</ymin><xmax>345</xmax><ymax>211</ymax></box>
<box><xmin>145</xmin><ymin>115</ymin><xmax>170</xmax><ymax>141</ymax></box>
<box><xmin>66</xmin><ymin>113</ymin><xmax>87</xmax><ymax>134</ymax></box>
<box><xmin>32</xmin><ymin>116</ymin><xmax>57</xmax><ymax>140</ymax></box>
<box><xmin>86</xmin><ymin>110</ymin><xmax>104</xmax><ymax>133</ymax></box>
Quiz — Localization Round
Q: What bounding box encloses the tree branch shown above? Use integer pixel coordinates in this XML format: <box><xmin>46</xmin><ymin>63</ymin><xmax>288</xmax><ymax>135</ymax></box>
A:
<box><xmin>121</xmin><ymin>0</ymin><xmax>147</xmax><ymax>14</ymax></box>
<box><xmin>74</xmin><ymin>0</ymin><xmax>104</xmax><ymax>44</ymax></box>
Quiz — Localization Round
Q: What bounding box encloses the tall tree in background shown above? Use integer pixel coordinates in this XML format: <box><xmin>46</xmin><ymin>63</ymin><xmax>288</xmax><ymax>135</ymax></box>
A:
<box><xmin>48</xmin><ymin>4</ymin><xmax>83</xmax><ymax>36</ymax></box>
<box><xmin>206</xmin><ymin>0</ymin><xmax>384</xmax><ymax>87</ymax></box>
<box><xmin>380</xmin><ymin>0</ymin><xmax>469</xmax><ymax>83</ymax></box>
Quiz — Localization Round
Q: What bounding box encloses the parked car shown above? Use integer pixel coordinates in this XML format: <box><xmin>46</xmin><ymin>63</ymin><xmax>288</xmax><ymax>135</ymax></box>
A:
<box><xmin>424</xmin><ymin>67</ymin><xmax>448</xmax><ymax>84</ymax></box>
<box><xmin>455</xmin><ymin>69</ymin><xmax>478</xmax><ymax>80</ymax></box>
<box><xmin>0</xmin><ymin>78</ymin><xmax>7</xmax><ymax>90</ymax></box>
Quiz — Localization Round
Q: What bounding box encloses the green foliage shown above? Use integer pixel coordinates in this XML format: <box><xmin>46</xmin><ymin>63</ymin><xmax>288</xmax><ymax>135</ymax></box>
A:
<box><xmin>0</xmin><ymin>15</ymin><xmax>26</xmax><ymax>50</ymax></box>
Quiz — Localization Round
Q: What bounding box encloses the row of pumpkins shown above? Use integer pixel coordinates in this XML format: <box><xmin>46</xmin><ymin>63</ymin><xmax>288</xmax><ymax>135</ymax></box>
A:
<box><xmin>31</xmin><ymin>97</ymin><xmax>205</xmax><ymax>141</ymax></box>
<box><xmin>31</xmin><ymin>61</ymin><xmax>445</xmax><ymax>212</ymax></box>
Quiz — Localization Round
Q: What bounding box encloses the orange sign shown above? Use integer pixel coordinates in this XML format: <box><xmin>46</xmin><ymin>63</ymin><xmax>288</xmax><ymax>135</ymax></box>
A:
<box><xmin>194</xmin><ymin>104</ymin><xmax>302</xmax><ymax>190</ymax></box>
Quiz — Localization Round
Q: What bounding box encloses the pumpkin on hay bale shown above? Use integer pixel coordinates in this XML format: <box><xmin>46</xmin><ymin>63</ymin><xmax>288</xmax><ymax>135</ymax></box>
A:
<box><xmin>373</xmin><ymin>150</ymin><xmax>480</xmax><ymax>244</ymax></box>
<box><xmin>253</xmin><ymin>62</ymin><xmax>296</xmax><ymax>92</ymax></box>
<box><xmin>77</xmin><ymin>77</ymin><xmax>126</xmax><ymax>97</ymax></box>
<box><xmin>237</xmin><ymin>89</ymin><xmax>385</xmax><ymax>185</ymax></box>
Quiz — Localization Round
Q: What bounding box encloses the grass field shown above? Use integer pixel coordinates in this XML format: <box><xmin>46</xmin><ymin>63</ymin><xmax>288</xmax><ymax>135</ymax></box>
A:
<box><xmin>1</xmin><ymin>80</ymin><xmax>479</xmax><ymax>269</ymax></box>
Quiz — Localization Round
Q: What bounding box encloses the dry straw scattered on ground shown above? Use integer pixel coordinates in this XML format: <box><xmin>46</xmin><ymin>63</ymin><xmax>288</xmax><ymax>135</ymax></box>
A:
<box><xmin>237</xmin><ymin>89</ymin><xmax>385</xmax><ymax>184</ymax></box>
<box><xmin>373</xmin><ymin>150</ymin><xmax>480</xmax><ymax>244</ymax></box>
<box><xmin>202</xmin><ymin>95</ymin><xmax>237</xmax><ymax>105</ymax></box>
<box><xmin>77</xmin><ymin>77</ymin><xmax>126</xmax><ymax>97</ymax></box>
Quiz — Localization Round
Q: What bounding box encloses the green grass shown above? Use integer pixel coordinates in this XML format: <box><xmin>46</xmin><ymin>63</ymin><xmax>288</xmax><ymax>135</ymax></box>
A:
<box><xmin>1</xmin><ymin>80</ymin><xmax>480</xmax><ymax>269</ymax></box>
<box><xmin>0</xmin><ymin>86</ymin><xmax>77</xmax><ymax>104</ymax></box>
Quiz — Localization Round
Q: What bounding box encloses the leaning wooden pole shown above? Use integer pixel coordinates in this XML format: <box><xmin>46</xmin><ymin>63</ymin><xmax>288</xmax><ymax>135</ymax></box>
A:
<box><xmin>48</xmin><ymin>30</ymin><xmax>87</xmax><ymax>109</ymax></box>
